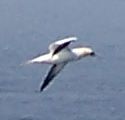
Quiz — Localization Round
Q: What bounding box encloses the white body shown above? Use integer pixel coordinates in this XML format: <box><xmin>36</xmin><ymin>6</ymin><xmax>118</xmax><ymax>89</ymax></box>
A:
<box><xmin>27</xmin><ymin>47</ymin><xmax>93</xmax><ymax>64</ymax></box>
<box><xmin>26</xmin><ymin>36</ymin><xmax>95</xmax><ymax>92</ymax></box>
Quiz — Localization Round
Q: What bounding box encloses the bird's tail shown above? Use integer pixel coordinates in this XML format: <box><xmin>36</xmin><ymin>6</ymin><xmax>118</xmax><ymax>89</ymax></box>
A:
<box><xmin>24</xmin><ymin>59</ymin><xmax>36</xmax><ymax>65</ymax></box>
<box><xmin>23</xmin><ymin>53</ymin><xmax>51</xmax><ymax>65</ymax></box>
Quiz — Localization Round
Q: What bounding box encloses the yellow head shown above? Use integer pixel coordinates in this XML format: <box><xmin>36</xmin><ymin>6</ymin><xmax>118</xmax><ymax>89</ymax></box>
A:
<box><xmin>72</xmin><ymin>47</ymin><xmax>95</xmax><ymax>59</ymax></box>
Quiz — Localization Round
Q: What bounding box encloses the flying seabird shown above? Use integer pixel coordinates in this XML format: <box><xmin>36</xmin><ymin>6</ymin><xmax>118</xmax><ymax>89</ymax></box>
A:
<box><xmin>26</xmin><ymin>37</ymin><xmax>95</xmax><ymax>92</ymax></box>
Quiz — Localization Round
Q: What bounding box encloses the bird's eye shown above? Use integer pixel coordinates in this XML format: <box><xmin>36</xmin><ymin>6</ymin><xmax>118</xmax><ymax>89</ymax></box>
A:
<box><xmin>90</xmin><ymin>52</ymin><xmax>95</xmax><ymax>56</ymax></box>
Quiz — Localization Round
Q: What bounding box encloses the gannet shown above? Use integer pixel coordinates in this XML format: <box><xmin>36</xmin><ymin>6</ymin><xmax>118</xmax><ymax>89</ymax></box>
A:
<box><xmin>26</xmin><ymin>37</ymin><xmax>95</xmax><ymax>92</ymax></box>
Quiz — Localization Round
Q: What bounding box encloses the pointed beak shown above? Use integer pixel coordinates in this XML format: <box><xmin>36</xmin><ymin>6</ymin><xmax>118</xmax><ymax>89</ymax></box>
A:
<box><xmin>90</xmin><ymin>52</ymin><xmax>96</xmax><ymax>56</ymax></box>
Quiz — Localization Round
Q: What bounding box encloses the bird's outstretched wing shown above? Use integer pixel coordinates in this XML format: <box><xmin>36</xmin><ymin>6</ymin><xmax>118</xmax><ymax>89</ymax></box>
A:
<box><xmin>40</xmin><ymin>62</ymin><xmax>67</xmax><ymax>92</ymax></box>
<box><xmin>49</xmin><ymin>37</ymin><xmax>77</xmax><ymax>55</ymax></box>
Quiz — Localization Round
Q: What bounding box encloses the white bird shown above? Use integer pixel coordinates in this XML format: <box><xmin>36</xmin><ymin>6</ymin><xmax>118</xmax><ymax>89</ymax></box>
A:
<box><xmin>26</xmin><ymin>36</ymin><xmax>95</xmax><ymax>92</ymax></box>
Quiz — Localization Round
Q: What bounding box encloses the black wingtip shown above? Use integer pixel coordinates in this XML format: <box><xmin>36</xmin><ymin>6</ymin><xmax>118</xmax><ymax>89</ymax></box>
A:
<box><xmin>40</xmin><ymin>86</ymin><xmax>44</xmax><ymax>92</ymax></box>
<box><xmin>39</xmin><ymin>81</ymin><xmax>49</xmax><ymax>92</ymax></box>
<box><xmin>40</xmin><ymin>89</ymin><xmax>43</xmax><ymax>92</ymax></box>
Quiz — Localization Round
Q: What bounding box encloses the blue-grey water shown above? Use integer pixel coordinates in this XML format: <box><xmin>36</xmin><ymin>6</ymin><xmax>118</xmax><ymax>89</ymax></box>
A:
<box><xmin>0</xmin><ymin>0</ymin><xmax>125</xmax><ymax>120</ymax></box>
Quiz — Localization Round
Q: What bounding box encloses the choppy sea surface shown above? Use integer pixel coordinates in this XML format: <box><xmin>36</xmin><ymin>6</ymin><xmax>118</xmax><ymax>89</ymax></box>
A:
<box><xmin>0</xmin><ymin>0</ymin><xmax>125</xmax><ymax>120</ymax></box>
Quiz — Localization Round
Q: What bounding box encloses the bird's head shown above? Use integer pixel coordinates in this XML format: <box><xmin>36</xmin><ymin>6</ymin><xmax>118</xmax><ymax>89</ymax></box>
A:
<box><xmin>83</xmin><ymin>47</ymin><xmax>95</xmax><ymax>56</ymax></box>
<box><xmin>72</xmin><ymin>47</ymin><xmax>95</xmax><ymax>59</ymax></box>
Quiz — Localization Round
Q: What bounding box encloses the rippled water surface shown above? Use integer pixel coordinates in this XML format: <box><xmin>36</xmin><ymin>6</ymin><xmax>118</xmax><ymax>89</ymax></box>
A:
<box><xmin>0</xmin><ymin>0</ymin><xmax>125</xmax><ymax>120</ymax></box>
